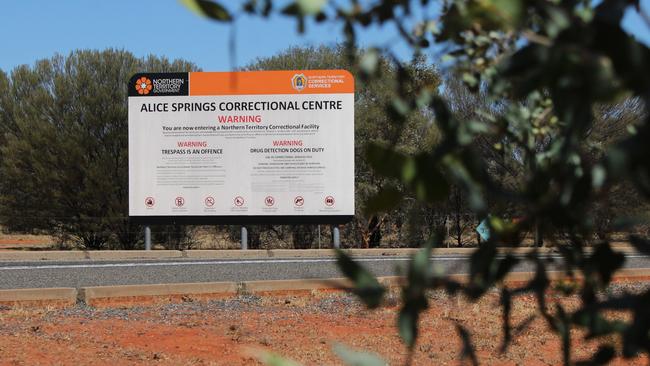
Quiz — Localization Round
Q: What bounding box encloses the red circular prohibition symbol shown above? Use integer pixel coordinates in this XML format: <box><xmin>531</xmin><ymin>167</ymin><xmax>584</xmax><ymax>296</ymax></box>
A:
<box><xmin>294</xmin><ymin>196</ymin><xmax>304</xmax><ymax>207</ymax></box>
<box><xmin>234</xmin><ymin>196</ymin><xmax>245</xmax><ymax>207</ymax></box>
<box><xmin>144</xmin><ymin>197</ymin><xmax>155</xmax><ymax>207</ymax></box>
<box><xmin>325</xmin><ymin>196</ymin><xmax>335</xmax><ymax>207</ymax></box>
<box><xmin>265</xmin><ymin>196</ymin><xmax>275</xmax><ymax>207</ymax></box>
<box><xmin>204</xmin><ymin>196</ymin><xmax>215</xmax><ymax>207</ymax></box>
<box><xmin>175</xmin><ymin>196</ymin><xmax>185</xmax><ymax>207</ymax></box>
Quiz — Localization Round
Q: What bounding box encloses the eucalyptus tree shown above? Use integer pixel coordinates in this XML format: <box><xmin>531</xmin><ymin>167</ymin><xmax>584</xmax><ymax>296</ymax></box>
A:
<box><xmin>0</xmin><ymin>49</ymin><xmax>197</xmax><ymax>249</ymax></box>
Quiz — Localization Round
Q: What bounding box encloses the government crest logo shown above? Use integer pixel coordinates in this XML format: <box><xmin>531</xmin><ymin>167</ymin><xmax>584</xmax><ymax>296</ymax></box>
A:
<box><xmin>135</xmin><ymin>76</ymin><xmax>152</xmax><ymax>95</ymax></box>
<box><xmin>291</xmin><ymin>74</ymin><xmax>307</xmax><ymax>91</ymax></box>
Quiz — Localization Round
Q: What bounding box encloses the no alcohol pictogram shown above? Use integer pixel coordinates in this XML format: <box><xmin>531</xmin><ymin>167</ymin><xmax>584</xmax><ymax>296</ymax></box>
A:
<box><xmin>144</xmin><ymin>197</ymin><xmax>155</xmax><ymax>208</ymax></box>
<box><xmin>204</xmin><ymin>196</ymin><xmax>215</xmax><ymax>207</ymax></box>
<box><xmin>265</xmin><ymin>196</ymin><xmax>275</xmax><ymax>207</ymax></box>
<box><xmin>234</xmin><ymin>196</ymin><xmax>245</xmax><ymax>207</ymax></box>
<box><xmin>325</xmin><ymin>196</ymin><xmax>335</xmax><ymax>207</ymax></box>
<box><xmin>175</xmin><ymin>196</ymin><xmax>185</xmax><ymax>207</ymax></box>
<box><xmin>294</xmin><ymin>196</ymin><xmax>304</xmax><ymax>207</ymax></box>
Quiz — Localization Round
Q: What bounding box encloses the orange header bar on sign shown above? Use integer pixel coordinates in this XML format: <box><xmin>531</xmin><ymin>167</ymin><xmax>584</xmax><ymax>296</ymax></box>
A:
<box><xmin>189</xmin><ymin>70</ymin><xmax>354</xmax><ymax>96</ymax></box>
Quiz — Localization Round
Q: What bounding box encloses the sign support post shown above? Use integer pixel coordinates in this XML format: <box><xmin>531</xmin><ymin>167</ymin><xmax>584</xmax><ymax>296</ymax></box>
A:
<box><xmin>144</xmin><ymin>226</ymin><xmax>151</xmax><ymax>251</ymax></box>
<box><xmin>241</xmin><ymin>226</ymin><xmax>248</xmax><ymax>250</ymax></box>
<box><xmin>332</xmin><ymin>225</ymin><xmax>340</xmax><ymax>249</ymax></box>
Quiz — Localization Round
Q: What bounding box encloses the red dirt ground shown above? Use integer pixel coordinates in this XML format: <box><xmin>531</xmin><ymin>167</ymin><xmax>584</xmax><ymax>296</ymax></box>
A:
<box><xmin>0</xmin><ymin>288</ymin><xmax>648</xmax><ymax>365</ymax></box>
<box><xmin>0</xmin><ymin>232</ymin><xmax>54</xmax><ymax>250</ymax></box>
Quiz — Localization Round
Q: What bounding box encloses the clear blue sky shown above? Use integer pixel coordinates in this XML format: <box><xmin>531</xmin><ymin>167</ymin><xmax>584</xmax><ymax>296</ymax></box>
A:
<box><xmin>0</xmin><ymin>0</ymin><xmax>648</xmax><ymax>73</ymax></box>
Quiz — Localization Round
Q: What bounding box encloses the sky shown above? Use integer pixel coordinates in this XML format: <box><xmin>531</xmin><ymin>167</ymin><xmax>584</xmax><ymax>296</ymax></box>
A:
<box><xmin>0</xmin><ymin>0</ymin><xmax>649</xmax><ymax>73</ymax></box>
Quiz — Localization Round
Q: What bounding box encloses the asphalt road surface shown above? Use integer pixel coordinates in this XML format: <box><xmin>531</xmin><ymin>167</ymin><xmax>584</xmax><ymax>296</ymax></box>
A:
<box><xmin>1</xmin><ymin>254</ymin><xmax>649</xmax><ymax>289</ymax></box>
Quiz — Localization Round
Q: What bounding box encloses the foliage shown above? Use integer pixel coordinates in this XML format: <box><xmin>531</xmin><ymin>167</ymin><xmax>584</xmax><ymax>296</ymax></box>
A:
<box><xmin>0</xmin><ymin>49</ymin><xmax>197</xmax><ymax>249</ymax></box>
<box><xmin>184</xmin><ymin>0</ymin><xmax>650</xmax><ymax>364</ymax></box>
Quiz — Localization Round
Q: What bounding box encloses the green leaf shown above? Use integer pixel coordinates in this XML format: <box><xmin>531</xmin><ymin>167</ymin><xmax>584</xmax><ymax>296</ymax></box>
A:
<box><xmin>572</xmin><ymin>310</ymin><xmax>627</xmax><ymax>338</ymax></box>
<box><xmin>398</xmin><ymin>306</ymin><xmax>418</xmax><ymax>348</ymax></box>
<box><xmin>416</xmin><ymin>89</ymin><xmax>433</xmax><ymax>109</ymax></box>
<box><xmin>401</xmin><ymin>158</ymin><xmax>417</xmax><ymax>183</ymax></box>
<box><xmin>587</xmin><ymin>243</ymin><xmax>625</xmax><ymax>286</ymax></box>
<box><xmin>425</xmin><ymin>20</ymin><xmax>439</xmax><ymax>34</ymax></box>
<box><xmin>297</xmin><ymin>0</ymin><xmax>327</xmax><ymax>15</ymax></box>
<box><xmin>462</xmin><ymin>73</ymin><xmax>478</xmax><ymax>88</ymax></box>
<box><xmin>391</xmin><ymin>97</ymin><xmax>411</xmax><ymax>116</ymax></box>
<box><xmin>438</xmin><ymin>0</ymin><xmax>523</xmax><ymax>41</ymax></box>
<box><xmin>333</xmin><ymin>344</ymin><xmax>387</xmax><ymax>366</ymax></box>
<box><xmin>180</xmin><ymin>0</ymin><xmax>233</xmax><ymax>22</ymax></box>
<box><xmin>365</xmin><ymin>143</ymin><xmax>407</xmax><ymax>178</ymax></box>
<box><xmin>543</xmin><ymin>5</ymin><xmax>570</xmax><ymax>38</ymax></box>
<box><xmin>466</xmin><ymin>243</ymin><xmax>498</xmax><ymax>298</ymax></box>
<box><xmin>456</xmin><ymin>324</ymin><xmax>479</xmax><ymax>366</ymax></box>
<box><xmin>315</xmin><ymin>11</ymin><xmax>327</xmax><ymax>22</ymax></box>
<box><xmin>336</xmin><ymin>250</ymin><xmax>385</xmax><ymax>308</ymax></box>
<box><xmin>490</xmin><ymin>0</ymin><xmax>524</xmax><ymax>27</ymax></box>
<box><xmin>441</xmin><ymin>54</ymin><xmax>456</xmax><ymax>63</ymax></box>
<box><xmin>243</xmin><ymin>0</ymin><xmax>255</xmax><ymax>13</ymax></box>
<box><xmin>629</xmin><ymin>235</ymin><xmax>650</xmax><ymax>255</ymax></box>
<box><xmin>410</xmin><ymin>154</ymin><xmax>450</xmax><ymax>203</ymax></box>
<box><xmin>466</xmin><ymin>120</ymin><xmax>489</xmax><ymax>134</ymax></box>
<box><xmin>367</xmin><ymin>145</ymin><xmax>449</xmax><ymax>203</ymax></box>
<box><xmin>281</xmin><ymin>3</ymin><xmax>300</xmax><ymax>15</ymax></box>
<box><xmin>397</xmin><ymin>240</ymin><xmax>434</xmax><ymax>348</ymax></box>
<box><xmin>430</xmin><ymin>96</ymin><xmax>453</xmax><ymax>133</ymax></box>
<box><xmin>442</xmin><ymin>154</ymin><xmax>486</xmax><ymax>212</ymax></box>
<box><xmin>495</xmin><ymin>254</ymin><xmax>519</xmax><ymax>282</ymax></box>
<box><xmin>591</xmin><ymin>165</ymin><xmax>606</xmax><ymax>189</ymax></box>
<box><xmin>242</xmin><ymin>0</ymin><xmax>273</xmax><ymax>16</ymax></box>
<box><xmin>363</xmin><ymin>185</ymin><xmax>402</xmax><ymax>215</ymax></box>
<box><xmin>556</xmin><ymin>305</ymin><xmax>571</xmax><ymax>366</ymax></box>
<box><xmin>500</xmin><ymin>288</ymin><xmax>512</xmax><ymax>352</ymax></box>
<box><xmin>360</xmin><ymin>49</ymin><xmax>380</xmax><ymax>76</ymax></box>
<box><xmin>409</xmin><ymin>239</ymin><xmax>433</xmax><ymax>284</ymax></box>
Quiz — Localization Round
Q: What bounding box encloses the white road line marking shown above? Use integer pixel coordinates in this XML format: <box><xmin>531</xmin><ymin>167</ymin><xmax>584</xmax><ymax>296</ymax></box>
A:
<box><xmin>0</xmin><ymin>254</ymin><xmax>647</xmax><ymax>271</ymax></box>
<box><xmin>2</xmin><ymin>258</ymin><xmax>398</xmax><ymax>271</ymax></box>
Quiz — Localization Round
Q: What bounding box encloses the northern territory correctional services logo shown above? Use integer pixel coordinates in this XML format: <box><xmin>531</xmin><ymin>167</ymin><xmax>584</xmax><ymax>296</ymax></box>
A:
<box><xmin>291</xmin><ymin>74</ymin><xmax>307</xmax><ymax>91</ymax></box>
<box><xmin>135</xmin><ymin>77</ymin><xmax>152</xmax><ymax>95</ymax></box>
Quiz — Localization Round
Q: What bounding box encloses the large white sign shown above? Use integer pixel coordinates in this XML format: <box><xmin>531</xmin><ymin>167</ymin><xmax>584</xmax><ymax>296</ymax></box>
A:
<box><xmin>128</xmin><ymin>71</ymin><xmax>354</xmax><ymax>223</ymax></box>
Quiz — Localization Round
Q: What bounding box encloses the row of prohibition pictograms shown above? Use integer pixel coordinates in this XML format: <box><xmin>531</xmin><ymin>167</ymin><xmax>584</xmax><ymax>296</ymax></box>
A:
<box><xmin>144</xmin><ymin>195</ymin><xmax>336</xmax><ymax>208</ymax></box>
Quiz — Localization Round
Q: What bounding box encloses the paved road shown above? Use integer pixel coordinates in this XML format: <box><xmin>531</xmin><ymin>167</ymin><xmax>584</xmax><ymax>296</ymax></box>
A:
<box><xmin>0</xmin><ymin>254</ymin><xmax>649</xmax><ymax>289</ymax></box>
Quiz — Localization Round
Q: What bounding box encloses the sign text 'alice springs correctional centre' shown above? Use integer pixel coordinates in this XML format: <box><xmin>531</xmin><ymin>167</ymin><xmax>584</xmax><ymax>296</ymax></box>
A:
<box><xmin>128</xmin><ymin>70</ymin><xmax>354</xmax><ymax>224</ymax></box>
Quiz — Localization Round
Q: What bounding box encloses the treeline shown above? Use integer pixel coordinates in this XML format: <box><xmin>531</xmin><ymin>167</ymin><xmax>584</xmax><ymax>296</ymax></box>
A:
<box><xmin>0</xmin><ymin>47</ymin><xmax>646</xmax><ymax>249</ymax></box>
